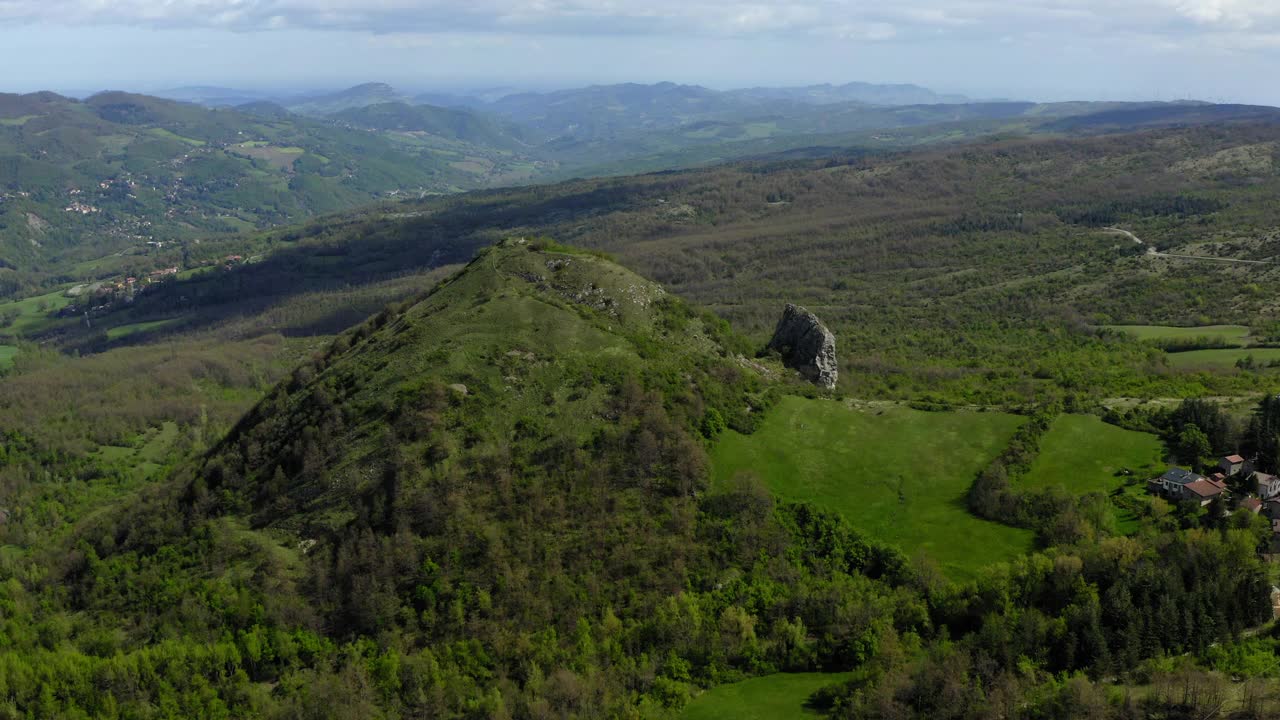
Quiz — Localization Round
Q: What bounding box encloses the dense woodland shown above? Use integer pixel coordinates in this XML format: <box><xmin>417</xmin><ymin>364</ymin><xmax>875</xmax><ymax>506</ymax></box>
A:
<box><xmin>0</xmin><ymin>243</ymin><xmax>1276</xmax><ymax>719</ymax></box>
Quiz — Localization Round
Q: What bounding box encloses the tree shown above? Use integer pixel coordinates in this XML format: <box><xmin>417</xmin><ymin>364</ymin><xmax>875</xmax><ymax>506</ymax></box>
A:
<box><xmin>1171</xmin><ymin>399</ymin><xmax>1233</xmax><ymax>455</ymax></box>
<box><xmin>1247</xmin><ymin>395</ymin><xmax>1280</xmax><ymax>474</ymax></box>
<box><xmin>1176</xmin><ymin>426</ymin><xmax>1212</xmax><ymax>470</ymax></box>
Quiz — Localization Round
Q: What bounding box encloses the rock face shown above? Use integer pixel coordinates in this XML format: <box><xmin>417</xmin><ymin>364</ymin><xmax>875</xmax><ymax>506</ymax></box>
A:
<box><xmin>767</xmin><ymin>304</ymin><xmax>838</xmax><ymax>389</ymax></box>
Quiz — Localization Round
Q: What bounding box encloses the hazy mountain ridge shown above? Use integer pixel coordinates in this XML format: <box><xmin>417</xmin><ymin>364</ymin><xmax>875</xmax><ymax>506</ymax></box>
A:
<box><xmin>0</xmin><ymin>90</ymin><xmax>528</xmax><ymax>290</ymax></box>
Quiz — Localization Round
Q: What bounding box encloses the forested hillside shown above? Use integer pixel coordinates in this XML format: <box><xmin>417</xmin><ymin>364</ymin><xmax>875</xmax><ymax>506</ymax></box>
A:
<box><xmin>6</xmin><ymin>117</ymin><xmax>1280</xmax><ymax>718</ymax></box>
<box><xmin>1</xmin><ymin>241</ymin><xmax>1275</xmax><ymax>718</ymax></box>
<box><xmin>39</xmin><ymin>122</ymin><xmax>1280</xmax><ymax>406</ymax></box>
<box><xmin>4</xmin><ymin>82</ymin><xmax>1279</xmax><ymax>302</ymax></box>
<box><xmin>0</xmin><ymin>90</ymin><xmax>535</xmax><ymax>294</ymax></box>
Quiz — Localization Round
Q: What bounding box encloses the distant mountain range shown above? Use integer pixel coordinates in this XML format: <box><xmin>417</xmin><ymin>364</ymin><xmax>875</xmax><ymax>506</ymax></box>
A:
<box><xmin>7</xmin><ymin>80</ymin><xmax>1280</xmax><ymax>293</ymax></box>
<box><xmin>156</xmin><ymin>79</ymin><xmax>974</xmax><ymax>114</ymax></box>
<box><xmin>0</xmin><ymin>89</ymin><xmax>545</xmax><ymax>287</ymax></box>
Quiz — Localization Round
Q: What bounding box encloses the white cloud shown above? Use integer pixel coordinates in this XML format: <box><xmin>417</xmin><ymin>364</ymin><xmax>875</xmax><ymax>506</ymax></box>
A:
<box><xmin>3</xmin><ymin>0</ymin><xmax>1280</xmax><ymax>47</ymax></box>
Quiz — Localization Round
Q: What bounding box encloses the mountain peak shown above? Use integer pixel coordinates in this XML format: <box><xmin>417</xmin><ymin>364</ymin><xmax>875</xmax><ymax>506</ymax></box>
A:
<box><xmin>191</xmin><ymin>239</ymin><xmax>768</xmax><ymax>530</ymax></box>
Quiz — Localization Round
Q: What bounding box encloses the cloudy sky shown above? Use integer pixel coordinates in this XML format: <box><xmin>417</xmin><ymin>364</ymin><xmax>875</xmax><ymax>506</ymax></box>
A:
<box><xmin>2</xmin><ymin>0</ymin><xmax>1279</xmax><ymax>103</ymax></box>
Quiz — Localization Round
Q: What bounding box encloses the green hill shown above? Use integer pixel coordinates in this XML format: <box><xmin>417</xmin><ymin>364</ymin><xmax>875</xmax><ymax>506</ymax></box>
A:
<box><xmin>4</xmin><ymin>239</ymin><xmax>929</xmax><ymax>716</ymax></box>
<box><xmin>284</xmin><ymin>82</ymin><xmax>406</xmax><ymax>116</ymax></box>
<box><xmin>331</xmin><ymin>101</ymin><xmax>535</xmax><ymax>148</ymax></box>
<box><xmin>4</xmin><ymin>239</ymin><xmax>1272</xmax><ymax>719</ymax></box>
<box><xmin>0</xmin><ymin>91</ymin><xmax>525</xmax><ymax>294</ymax></box>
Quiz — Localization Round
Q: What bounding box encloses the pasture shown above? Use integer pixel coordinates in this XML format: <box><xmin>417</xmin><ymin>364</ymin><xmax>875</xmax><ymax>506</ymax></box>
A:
<box><xmin>711</xmin><ymin>397</ymin><xmax>1033</xmax><ymax>579</ymax></box>
<box><xmin>679</xmin><ymin>673</ymin><xmax>851</xmax><ymax>720</ymax></box>
<box><xmin>0</xmin><ymin>288</ymin><xmax>74</xmax><ymax>337</ymax></box>
<box><xmin>1022</xmin><ymin>414</ymin><xmax>1164</xmax><ymax>494</ymax></box>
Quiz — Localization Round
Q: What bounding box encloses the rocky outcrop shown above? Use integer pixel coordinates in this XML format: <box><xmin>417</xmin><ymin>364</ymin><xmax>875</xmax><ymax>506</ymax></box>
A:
<box><xmin>767</xmin><ymin>304</ymin><xmax>838</xmax><ymax>389</ymax></box>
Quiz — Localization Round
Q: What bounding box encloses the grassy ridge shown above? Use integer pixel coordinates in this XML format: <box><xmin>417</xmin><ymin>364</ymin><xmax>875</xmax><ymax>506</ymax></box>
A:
<box><xmin>711</xmin><ymin>397</ymin><xmax>1033</xmax><ymax>578</ymax></box>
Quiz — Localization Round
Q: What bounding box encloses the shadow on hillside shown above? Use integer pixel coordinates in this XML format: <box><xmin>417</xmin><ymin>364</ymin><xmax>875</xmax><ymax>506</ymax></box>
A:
<box><xmin>56</xmin><ymin>178</ymin><xmax>676</xmax><ymax>352</ymax></box>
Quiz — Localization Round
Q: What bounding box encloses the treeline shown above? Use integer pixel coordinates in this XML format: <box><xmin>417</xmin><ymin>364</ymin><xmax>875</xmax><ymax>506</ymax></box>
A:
<box><xmin>1056</xmin><ymin>194</ymin><xmax>1228</xmax><ymax>227</ymax></box>
<box><xmin>966</xmin><ymin>412</ymin><xmax>1119</xmax><ymax>545</ymax></box>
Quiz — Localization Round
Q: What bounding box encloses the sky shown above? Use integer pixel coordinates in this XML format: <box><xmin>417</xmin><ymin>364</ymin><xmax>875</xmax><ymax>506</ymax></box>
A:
<box><xmin>2</xmin><ymin>0</ymin><xmax>1280</xmax><ymax>104</ymax></box>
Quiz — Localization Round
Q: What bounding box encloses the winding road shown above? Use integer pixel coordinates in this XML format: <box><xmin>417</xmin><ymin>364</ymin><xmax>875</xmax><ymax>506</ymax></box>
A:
<box><xmin>1101</xmin><ymin>227</ymin><xmax>1274</xmax><ymax>265</ymax></box>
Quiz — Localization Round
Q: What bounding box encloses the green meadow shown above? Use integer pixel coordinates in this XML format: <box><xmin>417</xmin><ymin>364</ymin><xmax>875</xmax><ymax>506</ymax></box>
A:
<box><xmin>91</xmin><ymin>421</ymin><xmax>181</xmax><ymax>479</ymax></box>
<box><xmin>0</xmin><ymin>288</ymin><xmax>74</xmax><ymax>337</ymax></box>
<box><xmin>1102</xmin><ymin>324</ymin><xmax>1251</xmax><ymax>346</ymax></box>
<box><xmin>0</xmin><ymin>345</ymin><xmax>17</xmax><ymax>370</ymax></box>
<box><xmin>1022</xmin><ymin>415</ymin><xmax>1164</xmax><ymax>494</ymax></box>
<box><xmin>679</xmin><ymin>673</ymin><xmax>851</xmax><ymax>720</ymax></box>
<box><xmin>711</xmin><ymin>397</ymin><xmax>1033</xmax><ymax>579</ymax></box>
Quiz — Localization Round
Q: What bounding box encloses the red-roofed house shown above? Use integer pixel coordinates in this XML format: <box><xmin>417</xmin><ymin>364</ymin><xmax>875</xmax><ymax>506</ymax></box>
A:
<box><xmin>1221</xmin><ymin>455</ymin><xmax>1247</xmax><ymax>476</ymax></box>
<box><xmin>1241</xmin><ymin>497</ymin><xmax>1264</xmax><ymax>514</ymax></box>
<box><xmin>1182</xmin><ymin>479</ymin><xmax>1226</xmax><ymax>506</ymax></box>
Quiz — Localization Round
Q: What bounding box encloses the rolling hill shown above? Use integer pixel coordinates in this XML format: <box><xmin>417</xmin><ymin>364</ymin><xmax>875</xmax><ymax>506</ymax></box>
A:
<box><xmin>283</xmin><ymin>81</ymin><xmax>407</xmax><ymax>116</ymax></box>
<box><xmin>3</xmin><ymin>237</ymin><xmax>1272</xmax><ymax>718</ymax></box>
<box><xmin>0</xmin><ymin>90</ymin><xmax>544</xmax><ymax>294</ymax></box>
<box><xmin>329</xmin><ymin>101</ymin><xmax>536</xmax><ymax>148</ymax></box>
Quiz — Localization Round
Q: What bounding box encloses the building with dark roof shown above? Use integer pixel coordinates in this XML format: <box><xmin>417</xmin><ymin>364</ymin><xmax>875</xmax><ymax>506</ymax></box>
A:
<box><xmin>1158</xmin><ymin>467</ymin><xmax>1204</xmax><ymax>493</ymax></box>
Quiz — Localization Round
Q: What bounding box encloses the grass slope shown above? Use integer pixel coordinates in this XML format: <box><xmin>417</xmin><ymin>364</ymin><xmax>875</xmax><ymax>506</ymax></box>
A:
<box><xmin>1103</xmin><ymin>324</ymin><xmax>1251</xmax><ymax>346</ymax></box>
<box><xmin>0</xmin><ymin>288</ymin><xmax>74</xmax><ymax>337</ymax></box>
<box><xmin>679</xmin><ymin>672</ymin><xmax>851</xmax><ymax>720</ymax></box>
<box><xmin>711</xmin><ymin>397</ymin><xmax>1033</xmax><ymax>578</ymax></box>
<box><xmin>0</xmin><ymin>344</ymin><xmax>16</xmax><ymax>370</ymax></box>
<box><xmin>1023</xmin><ymin>414</ymin><xmax>1163</xmax><ymax>495</ymax></box>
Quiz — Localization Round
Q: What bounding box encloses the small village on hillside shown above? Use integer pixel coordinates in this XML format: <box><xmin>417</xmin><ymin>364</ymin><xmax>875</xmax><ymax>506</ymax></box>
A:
<box><xmin>1152</xmin><ymin>454</ymin><xmax>1280</xmax><ymax>559</ymax></box>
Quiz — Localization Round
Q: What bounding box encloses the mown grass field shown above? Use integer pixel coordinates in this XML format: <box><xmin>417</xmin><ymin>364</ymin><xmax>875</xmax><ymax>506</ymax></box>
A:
<box><xmin>1023</xmin><ymin>415</ymin><xmax>1164</xmax><ymax>494</ymax></box>
<box><xmin>1102</xmin><ymin>324</ymin><xmax>1251</xmax><ymax>346</ymax></box>
<box><xmin>711</xmin><ymin>397</ymin><xmax>1033</xmax><ymax>579</ymax></box>
<box><xmin>679</xmin><ymin>673</ymin><xmax>851</xmax><ymax>720</ymax></box>
<box><xmin>1166</xmin><ymin>348</ymin><xmax>1280</xmax><ymax>369</ymax></box>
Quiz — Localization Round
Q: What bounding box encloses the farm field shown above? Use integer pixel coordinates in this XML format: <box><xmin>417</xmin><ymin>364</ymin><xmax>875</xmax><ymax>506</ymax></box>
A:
<box><xmin>711</xmin><ymin>397</ymin><xmax>1033</xmax><ymax>578</ymax></box>
<box><xmin>1166</xmin><ymin>348</ymin><xmax>1280</xmax><ymax>369</ymax></box>
<box><xmin>679</xmin><ymin>672</ymin><xmax>851</xmax><ymax>720</ymax></box>
<box><xmin>1102</xmin><ymin>324</ymin><xmax>1251</xmax><ymax>346</ymax></box>
<box><xmin>1022</xmin><ymin>414</ymin><xmax>1164</xmax><ymax>494</ymax></box>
